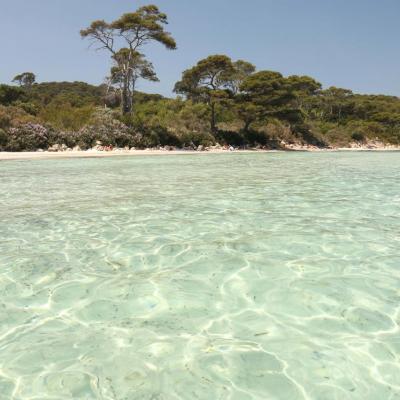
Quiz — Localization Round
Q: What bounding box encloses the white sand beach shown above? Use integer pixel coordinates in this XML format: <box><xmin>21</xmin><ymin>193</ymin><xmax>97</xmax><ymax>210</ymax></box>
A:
<box><xmin>1</xmin><ymin>147</ymin><xmax>399</xmax><ymax>161</ymax></box>
<box><xmin>0</xmin><ymin>149</ymin><xmax>260</xmax><ymax>161</ymax></box>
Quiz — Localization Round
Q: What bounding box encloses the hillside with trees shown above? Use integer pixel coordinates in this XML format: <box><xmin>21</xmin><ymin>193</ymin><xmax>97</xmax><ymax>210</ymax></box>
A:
<box><xmin>1</xmin><ymin>5</ymin><xmax>399</xmax><ymax>152</ymax></box>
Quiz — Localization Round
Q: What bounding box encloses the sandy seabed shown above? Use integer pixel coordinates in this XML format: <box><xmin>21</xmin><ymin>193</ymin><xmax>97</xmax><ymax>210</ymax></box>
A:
<box><xmin>1</xmin><ymin>152</ymin><xmax>399</xmax><ymax>398</ymax></box>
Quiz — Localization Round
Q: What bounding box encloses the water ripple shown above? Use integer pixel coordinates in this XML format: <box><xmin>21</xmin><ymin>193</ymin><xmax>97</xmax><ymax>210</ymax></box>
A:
<box><xmin>1</xmin><ymin>152</ymin><xmax>400</xmax><ymax>399</ymax></box>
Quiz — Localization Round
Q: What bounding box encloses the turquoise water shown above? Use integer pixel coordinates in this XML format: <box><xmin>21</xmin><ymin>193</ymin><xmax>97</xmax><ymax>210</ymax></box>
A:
<box><xmin>0</xmin><ymin>152</ymin><xmax>399</xmax><ymax>400</ymax></box>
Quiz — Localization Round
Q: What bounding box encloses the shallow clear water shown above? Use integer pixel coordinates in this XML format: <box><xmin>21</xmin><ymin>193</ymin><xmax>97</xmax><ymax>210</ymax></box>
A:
<box><xmin>0</xmin><ymin>152</ymin><xmax>400</xmax><ymax>400</ymax></box>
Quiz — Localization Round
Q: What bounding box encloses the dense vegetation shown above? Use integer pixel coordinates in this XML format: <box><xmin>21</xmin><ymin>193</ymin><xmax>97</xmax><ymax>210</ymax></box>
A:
<box><xmin>1</xmin><ymin>5</ymin><xmax>399</xmax><ymax>152</ymax></box>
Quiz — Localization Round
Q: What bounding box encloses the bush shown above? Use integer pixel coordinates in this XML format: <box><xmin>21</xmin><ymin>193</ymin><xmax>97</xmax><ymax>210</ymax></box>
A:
<box><xmin>216</xmin><ymin>129</ymin><xmax>245</xmax><ymax>146</ymax></box>
<box><xmin>12</xmin><ymin>101</ymin><xmax>39</xmax><ymax>116</ymax></box>
<box><xmin>243</xmin><ymin>130</ymin><xmax>269</xmax><ymax>146</ymax></box>
<box><xmin>351</xmin><ymin>132</ymin><xmax>366</xmax><ymax>142</ymax></box>
<box><xmin>0</xmin><ymin>105</ymin><xmax>38</xmax><ymax>129</ymax></box>
<box><xmin>0</xmin><ymin>129</ymin><xmax>7</xmax><ymax>150</ymax></box>
<box><xmin>0</xmin><ymin>85</ymin><xmax>25</xmax><ymax>105</ymax></box>
<box><xmin>179</xmin><ymin>131</ymin><xmax>215</xmax><ymax>147</ymax></box>
<box><xmin>254</xmin><ymin>120</ymin><xmax>294</xmax><ymax>143</ymax></box>
<box><xmin>295</xmin><ymin>124</ymin><xmax>328</xmax><ymax>147</ymax></box>
<box><xmin>136</xmin><ymin>126</ymin><xmax>181</xmax><ymax>148</ymax></box>
<box><xmin>5</xmin><ymin>124</ymin><xmax>51</xmax><ymax>151</ymax></box>
<box><xmin>39</xmin><ymin>103</ymin><xmax>95</xmax><ymax>131</ymax></box>
<box><xmin>121</xmin><ymin>99</ymin><xmax>212</xmax><ymax>146</ymax></box>
<box><xmin>77</xmin><ymin>108</ymin><xmax>136</xmax><ymax>149</ymax></box>
<box><xmin>0</xmin><ymin>108</ymin><xmax>11</xmax><ymax>130</ymax></box>
<box><xmin>323</xmin><ymin>127</ymin><xmax>352</xmax><ymax>146</ymax></box>
<box><xmin>47</xmin><ymin>130</ymin><xmax>79</xmax><ymax>148</ymax></box>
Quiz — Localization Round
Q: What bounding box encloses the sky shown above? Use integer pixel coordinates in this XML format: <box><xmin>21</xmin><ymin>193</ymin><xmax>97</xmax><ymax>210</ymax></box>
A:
<box><xmin>1</xmin><ymin>0</ymin><xmax>399</xmax><ymax>97</ymax></box>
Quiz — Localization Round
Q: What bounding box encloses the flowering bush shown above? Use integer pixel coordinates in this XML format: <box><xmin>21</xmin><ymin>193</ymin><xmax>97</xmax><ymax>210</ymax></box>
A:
<box><xmin>77</xmin><ymin>108</ymin><xmax>137</xmax><ymax>148</ymax></box>
<box><xmin>0</xmin><ymin>109</ymin><xmax>145</xmax><ymax>151</ymax></box>
<box><xmin>47</xmin><ymin>130</ymin><xmax>80</xmax><ymax>148</ymax></box>
<box><xmin>5</xmin><ymin>123</ymin><xmax>51</xmax><ymax>151</ymax></box>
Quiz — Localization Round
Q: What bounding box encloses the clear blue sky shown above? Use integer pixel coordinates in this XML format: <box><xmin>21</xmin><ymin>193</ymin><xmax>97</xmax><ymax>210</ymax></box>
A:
<box><xmin>1</xmin><ymin>0</ymin><xmax>399</xmax><ymax>97</ymax></box>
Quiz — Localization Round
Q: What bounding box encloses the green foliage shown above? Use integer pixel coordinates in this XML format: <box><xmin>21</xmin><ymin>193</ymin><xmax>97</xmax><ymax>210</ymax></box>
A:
<box><xmin>174</xmin><ymin>55</ymin><xmax>236</xmax><ymax>97</ymax></box>
<box><xmin>29</xmin><ymin>81</ymin><xmax>105</xmax><ymax>107</ymax></box>
<box><xmin>1</xmin><ymin>53</ymin><xmax>400</xmax><ymax>151</ymax></box>
<box><xmin>110</xmin><ymin>5</ymin><xmax>177</xmax><ymax>50</ymax></box>
<box><xmin>351</xmin><ymin>132</ymin><xmax>366</xmax><ymax>142</ymax></box>
<box><xmin>229</xmin><ymin>60</ymin><xmax>256</xmax><ymax>94</ymax></box>
<box><xmin>0</xmin><ymin>105</ymin><xmax>38</xmax><ymax>128</ymax></box>
<box><xmin>5</xmin><ymin>124</ymin><xmax>51</xmax><ymax>151</ymax></box>
<box><xmin>108</xmin><ymin>49</ymin><xmax>159</xmax><ymax>114</ymax></box>
<box><xmin>236</xmin><ymin>70</ymin><xmax>308</xmax><ymax>132</ymax></box>
<box><xmin>120</xmin><ymin>98</ymin><xmax>214</xmax><ymax>147</ymax></box>
<box><xmin>111</xmin><ymin>50</ymin><xmax>159</xmax><ymax>86</ymax></box>
<box><xmin>81</xmin><ymin>4</ymin><xmax>176</xmax><ymax>114</ymax></box>
<box><xmin>12</xmin><ymin>72</ymin><xmax>36</xmax><ymax>87</ymax></box>
<box><xmin>39</xmin><ymin>104</ymin><xmax>95</xmax><ymax>131</ymax></box>
<box><xmin>12</xmin><ymin>101</ymin><xmax>39</xmax><ymax>115</ymax></box>
<box><xmin>240</xmin><ymin>71</ymin><xmax>295</xmax><ymax>111</ymax></box>
<box><xmin>76</xmin><ymin>108</ymin><xmax>136</xmax><ymax>149</ymax></box>
<box><xmin>174</xmin><ymin>55</ymin><xmax>255</xmax><ymax>132</ymax></box>
<box><xmin>303</xmin><ymin>89</ymin><xmax>400</xmax><ymax>144</ymax></box>
<box><xmin>0</xmin><ymin>85</ymin><xmax>25</xmax><ymax>105</ymax></box>
<box><xmin>0</xmin><ymin>106</ymin><xmax>11</xmax><ymax>129</ymax></box>
<box><xmin>0</xmin><ymin>128</ymin><xmax>7</xmax><ymax>150</ymax></box>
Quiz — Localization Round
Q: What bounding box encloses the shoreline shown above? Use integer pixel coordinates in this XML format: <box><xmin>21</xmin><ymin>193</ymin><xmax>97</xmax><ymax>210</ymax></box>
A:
<box><xmin>1</xmin><ymin>147</ymin><xmax>400</xmax><ymax>161</ymax></box>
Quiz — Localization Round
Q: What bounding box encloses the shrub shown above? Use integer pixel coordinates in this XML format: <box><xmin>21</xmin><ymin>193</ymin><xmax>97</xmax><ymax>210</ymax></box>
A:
<box><xmin>255</xmin><ymin>120</ymin><xmax>294</xmax><ymax>143</ymax></box>
<box><xmin>5</xmin><ymin>124</ymin><xmax>51</xmax><ymax>151</ymax></box>
<box><xmin>77</xmin><ymin>108</ymin><xmax>136</xmax><ymax>149</ymax></box>
<box><xmin>39</xmin><ymin>103</ymin><xmax>95</xmax><ymax>131</ymax></box>
<box><xmin>0</xmin><ymin>105</ymin><xmax>38</xmax><ymax>129</ymax></box>
<box><xmin>324</xmin><ymin>127</ymin><xmax>352</xmax><ymax>146</ymax></box>
<box><xmin>0</xmin><ymin>85</ymin><xmax>25</xmax><ymax>105</ymax></box>
<box><xmin>121</xmin><ymin>99</ymin><xmax>212</xmax><ymax>147</ymax></box>
<box><xmin>351</xmin><ymin>132</ymin><xmax>366</xmax><ymax>142</ymax></box>
<box><xmin>46</xmin><ymin>130</ymin><xmax>78</xmax><ymax>148</ymax></box>
<box><xmin>295</xmin><ymin>124</ymin><xmax>328</xmax><ymax>147</ymax></box>
<box><xmin>216</xmin><ymin>129</ymin><xmax>245</xmax><ymax>146</ymax></box>
<box><xmin>243</xmin><ymin>130</ymin><xmax>269</xmax><ymax>146</ymax></box>
<box><xmin>179</xmin><ymin>131</ymin><xmax>215</xmax><ymax>147</ymax></box>
<box><xmin>0</xmin><ymin>129</ymin><xmax>7</xmax><ymax>150</ymax></box>
<box><xmin>141</xmin><ymin>126</ymin><xmax>181</xmax><ymax>148</ymax></box>
<box><xmin>12</xmin><ymin>101</ymin><xmax>39</xmax><ymax>116</ymax></box>
<box><xmin>0</xmin><ymin>108</ymin><xmax>11</xmax><ymax>130</ymax></box>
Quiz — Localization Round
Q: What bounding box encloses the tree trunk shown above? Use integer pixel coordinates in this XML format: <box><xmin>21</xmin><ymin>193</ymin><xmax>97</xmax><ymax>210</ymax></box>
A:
<box><xmin>121</xmin><ymin>87</ymin><xmax>132</xmax><ymax>114</ymax></box>
<box><xmin>130</xmin><ymin>80</ymin><xmax>136</xmax><ymax>116</ymax></box>
<box><xmin>121</xmin><ymin>74</ymin><xmax>132</xmax><ymax>115</ymax></box>
<box><xmin>210</xmin><ymin>102</ymin><xmax>216</xmax><ymax>133</ymax></box>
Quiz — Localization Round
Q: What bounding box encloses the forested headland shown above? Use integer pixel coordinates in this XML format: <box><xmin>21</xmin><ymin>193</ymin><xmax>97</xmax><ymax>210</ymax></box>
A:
<box><xmin>1</xmin><ymin>5</ymin><xmax>399</xmax><ymax>152</ymax></box>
